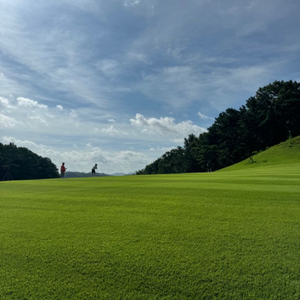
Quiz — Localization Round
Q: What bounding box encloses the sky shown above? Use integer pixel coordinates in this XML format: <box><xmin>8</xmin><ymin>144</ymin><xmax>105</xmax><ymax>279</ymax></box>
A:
<box><xmin>1</xmin><ymin>0</ymin><xmax>300</xmax><ymax>174</ymax></box>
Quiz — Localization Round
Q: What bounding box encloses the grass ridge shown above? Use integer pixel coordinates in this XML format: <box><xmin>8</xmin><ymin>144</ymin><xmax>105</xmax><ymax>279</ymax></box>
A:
<box><xmin>220</xmin><ymin>135</ymin><xmax>300</xmax><ymax>171</ymax></box>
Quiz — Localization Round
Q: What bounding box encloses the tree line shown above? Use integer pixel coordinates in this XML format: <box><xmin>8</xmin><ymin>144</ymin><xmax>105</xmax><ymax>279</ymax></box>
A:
<box><xmin>0</xmin><ymin>143</ymin><xmax>59</xmax><ymax>180</ymax></box>
<box><xmin>136</xmin><ymin>80</ymin><xmax>300</xmax><ymax>175</ymax></box>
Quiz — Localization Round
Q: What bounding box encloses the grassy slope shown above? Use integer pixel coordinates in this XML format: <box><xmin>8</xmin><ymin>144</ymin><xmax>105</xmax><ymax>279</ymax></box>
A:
<box><xmin>220</xmin><ymin>135</ymin><xmax>300</xmax><ymax>171</ymax></box>
<box><xmin>0</xmin><ymin>142</ymin><xmax>300</xmax><ymax>299</ymax></box>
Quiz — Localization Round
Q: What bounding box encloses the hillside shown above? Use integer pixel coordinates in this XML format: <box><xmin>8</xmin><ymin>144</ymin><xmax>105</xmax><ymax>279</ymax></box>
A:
<box><xmin>220</xmin><ymin>135</ymin><xmax>300</xmax><ymax>171</ymax></box>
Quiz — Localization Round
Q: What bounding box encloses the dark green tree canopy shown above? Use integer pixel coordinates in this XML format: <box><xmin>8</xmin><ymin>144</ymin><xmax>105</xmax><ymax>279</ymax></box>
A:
<box><xmin>0</xmin><ymin>143</ymin><xmax>59</xmax><ymax>181</ymax></box>
<box><xmin>137</xmin><ymin>80</ymin><xmax>300</xmax><ymax>175</ymax></box>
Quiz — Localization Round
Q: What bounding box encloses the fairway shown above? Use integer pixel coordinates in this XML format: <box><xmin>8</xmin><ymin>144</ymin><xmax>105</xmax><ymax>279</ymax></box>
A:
<box><xmin>1</xmin><ymin>165</ymin><xmax>300</xmax><ymax>299</ymax></box>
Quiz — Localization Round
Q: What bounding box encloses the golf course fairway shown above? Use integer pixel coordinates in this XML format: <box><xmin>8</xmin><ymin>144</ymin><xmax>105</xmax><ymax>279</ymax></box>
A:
<box><xmin>1</xmin><ymin>141</ymin><xmax>300</xmax><ymax>299</ymax></box>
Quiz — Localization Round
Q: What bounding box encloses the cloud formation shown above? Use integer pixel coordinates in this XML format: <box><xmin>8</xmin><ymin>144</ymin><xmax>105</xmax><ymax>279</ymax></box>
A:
<box><xmin>0</xmin><ymin>96</ymin><xmax>204</xmax><ymax>172</ymax></box>
<box><xmin>0</xmin><ymin>114</ymin><xmax>18</xmax><ymax>128</ymax></box>
<box><xmin>197</xmin><ymin>112</ymin><xmax>214</xmax><ymax>120</ymax></box>
<box><xmin>130</xmin><ymin>113</ymin><xmax>206</xmax><ymax>137</ymax></box>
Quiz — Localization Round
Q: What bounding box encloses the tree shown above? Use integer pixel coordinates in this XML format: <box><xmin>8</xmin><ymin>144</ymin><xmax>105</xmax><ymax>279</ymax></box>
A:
<box><xmin>136</xmin><ymin>80</ymin><xmax>300</xmax><ymax>175</ymax></box>
<box><xmin>245</xmin><ymin>80</ymin><xmax>300</xmax><ymax>149</ymax></box>
<box><xmin>0</xmin><ymin>143</ymin><xmax>59</xmax><ymax>180</ymax></box>
<box><xmin>183</xmin><ymin>134</ymin><xmax>200</xmax><ymax>172</ymax></box>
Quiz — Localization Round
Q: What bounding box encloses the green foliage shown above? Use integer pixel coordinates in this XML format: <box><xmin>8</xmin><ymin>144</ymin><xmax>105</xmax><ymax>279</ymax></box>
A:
<box><xmin>137</xmin><ymin>80</ymin><xmax>300</xmax><ymax>174</ymax></box>
<box><xmin>1</xmin><ymin>161</ymin><xmax>300</xmax><ymax>299</ymax></box>
<box><xmin>0</xmin><ymin>143</ymin><xmax>59</xmax><ymax>180</ymax></box>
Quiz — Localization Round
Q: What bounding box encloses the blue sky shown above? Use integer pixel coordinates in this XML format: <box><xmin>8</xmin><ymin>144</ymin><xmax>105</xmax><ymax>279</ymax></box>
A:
<box><xmin>1</xmin><ymin>0</ymin><xmax>300</xmax><ymax>174</ymax></box>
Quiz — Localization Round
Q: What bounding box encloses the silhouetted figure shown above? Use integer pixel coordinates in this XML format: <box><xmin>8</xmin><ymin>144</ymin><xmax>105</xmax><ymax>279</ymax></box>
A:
<box><xmin>61</xmin><ymin>163</ymin><xmax>66</xmax><ymax>178</ymax></box>
<box><xmin>92</xmin><ymin>163</ymin><xmax>97</xmax><ymax>176</ymax></box>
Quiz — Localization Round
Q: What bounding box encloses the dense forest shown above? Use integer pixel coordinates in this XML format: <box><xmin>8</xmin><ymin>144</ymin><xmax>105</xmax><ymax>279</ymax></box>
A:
<box><xmin>0</xmin><ymin>143</ymin><xmax>59</xmax><ymax>180</ymax></box>
<box><xmin>136</xmin><ymin>80</ymin><xmax>300</xmax><ymax>175</ymax></box>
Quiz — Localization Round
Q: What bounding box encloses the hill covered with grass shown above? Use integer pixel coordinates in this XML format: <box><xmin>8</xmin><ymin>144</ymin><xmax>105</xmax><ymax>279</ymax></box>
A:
<box><xmin>220</xmin><ymin>135</ymin><xmax>300</xmax><ymax>172</ymax></box>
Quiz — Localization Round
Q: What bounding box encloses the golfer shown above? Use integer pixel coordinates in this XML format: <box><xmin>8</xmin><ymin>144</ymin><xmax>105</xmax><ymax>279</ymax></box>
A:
<box><xmin>92</xmin><ymin>163</ymin><xmax>97</xmax><ymax>176</ymax></box>
<box><xmin>60</xmin><ymin>162</ymin><xmax>66</xmax><ymax>178</ymax></box>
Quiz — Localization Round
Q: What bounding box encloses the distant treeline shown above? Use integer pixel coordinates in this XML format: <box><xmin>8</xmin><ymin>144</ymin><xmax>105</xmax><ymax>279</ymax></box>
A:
<box><xmin>0</xmin><ymin>143</ymin><xmax>59</xmax><ymax>180</ymax></box>
<box><xmin>136</xmin><ymin>80</ymin><xmax>300</xmax><ymax>175</ymax></box>
<box><xmin>65</xmin><ymin>171</ymin><xmax>110</xmax><ymax>178</ymax></box>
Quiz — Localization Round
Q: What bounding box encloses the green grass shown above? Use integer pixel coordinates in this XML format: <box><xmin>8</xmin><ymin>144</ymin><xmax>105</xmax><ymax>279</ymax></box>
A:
<box><xmin>1</xmin><ymin>140</ymin><xmax>300</xmax><ymax>299</ymax></box>
<box><xmin>220</xmin><ymin>135</ymin><xmax>300</xmax><ymax>171</ymax></box>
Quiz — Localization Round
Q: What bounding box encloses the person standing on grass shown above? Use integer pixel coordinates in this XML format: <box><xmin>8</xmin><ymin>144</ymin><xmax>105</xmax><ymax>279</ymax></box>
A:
<box><xmin>60</xmin><ymin>162</ymin><xmax>66</xmax><ymax>178</ymax></box>
<box><xmin>92</xmin><ymin>163</ymin><xmax>97</xmax><ymax>176</ymax></box>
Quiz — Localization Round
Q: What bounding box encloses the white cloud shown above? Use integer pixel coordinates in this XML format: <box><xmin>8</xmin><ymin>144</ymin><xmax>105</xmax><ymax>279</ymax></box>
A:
<box><xmin>149</xmin><ymin>145</ymin><xmax>175</xmax><ymax>152</ymax></box>
<box><xmin>56</xmin><ymin>105</ymin><xmax>64</xmax><ymax>111</ymax></box>
<box><xmin>197</xmin><ymin>112</ymin><xmax>214</xmax><ymax>120</ymax></box>
<box><xmin>17</xmin><ymin>97</ymin><xmax>48</xmax><ymax>109</ymax></box>
<box><xmin>130</xmin><ymin>113</ymin><xmax>206</xmax><ymax>137</ymax></box>
<box><xmin>101</xmin><ymin>125</ymin><xmax>119</xmax><ymax>135</ymax></box>
<box><xmin>69</xmin><ymin>109</ymin><xmax>78</xmax><ymax>118</ymax></box>
<box><xmin>124</xmin><ymin>0</ymin><xmax>141</xmax><ymax>7</ymax></box>
<box><xmin>28</xmin><ymin>115</ymin><xmax>49</xmax><ymax>126</ymax></box>
<box><xmin>0</xmin><ymin>114</ymin><xmax>18</xmax><ymax>128</ymax></box>
<box><xmin>0</xmin><ymin>97</ymin><xmax>11</xmax><ymax>108</ymax></box>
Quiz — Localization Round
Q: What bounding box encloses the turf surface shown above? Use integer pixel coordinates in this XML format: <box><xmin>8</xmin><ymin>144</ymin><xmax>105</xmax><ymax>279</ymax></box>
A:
<box><xmin>1</xmin><ymin>137</ymin><xmax>300</xmax><ymax>299</ymax></box>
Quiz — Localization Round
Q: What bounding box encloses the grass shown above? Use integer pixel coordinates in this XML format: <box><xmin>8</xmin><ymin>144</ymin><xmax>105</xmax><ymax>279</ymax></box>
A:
<box><xmin>1</xmin><ymin>138</ymin><xmax>300</xmax><ymax>299</ymax></box>
<box><xmin>221</xmin><ymin>135</ymin><xmax>300</xmax><ymax>171</ymax></box>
